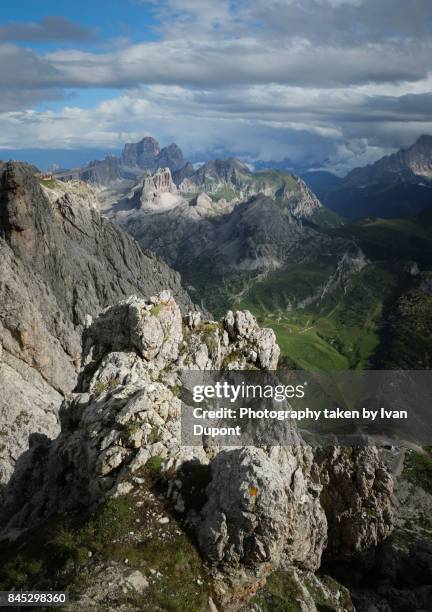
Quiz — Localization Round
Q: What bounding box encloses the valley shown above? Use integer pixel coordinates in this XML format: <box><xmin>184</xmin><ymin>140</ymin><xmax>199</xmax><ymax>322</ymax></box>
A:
<box><xmin>48</xmin><ymin>135</ymin><xmax>432</xmax><ymax>372</ymax></box>
<box><xmin>42</xmin><ymin>141</ymin><xmax>432</xmax><ymax>374</ymax></box>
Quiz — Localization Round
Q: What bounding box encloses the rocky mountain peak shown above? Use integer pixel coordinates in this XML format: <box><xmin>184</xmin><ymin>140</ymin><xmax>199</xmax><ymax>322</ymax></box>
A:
<box><xmin>143</xmin><ymin>167</ymin><xmax>177</xmax><ymax>194</ymax></box>
<box><xmin>345</xmin><ymin>134</ymin><xmax>432</xmax><ymax>187</ymax></box>
<box><xmin>138</xmin><ymin>167</ymin><xmax>181</xmax><ymax>210</ymax></box>
<box><xmin>404</xmin><ymin>134</ymin><xmax>432</xmax><ymax>177</ymax></box>
<box><xmin>0</xmin><ymin>163</ymin><xmax>195</xmax><ymax>485</ymax></box>
<box><xmin>415</xmin><ymin>134</ymin><xmax>432</xmax><ymax>148</ymax></box>
<box><xmin>121</xmin><ymin>137</ymin><xmax>187</xmax><ymax>173</ymax></box>
<box><xmin>121</xmin><ymin>136</ymin><xmax>161</xmax><ymax>168</ymax></box>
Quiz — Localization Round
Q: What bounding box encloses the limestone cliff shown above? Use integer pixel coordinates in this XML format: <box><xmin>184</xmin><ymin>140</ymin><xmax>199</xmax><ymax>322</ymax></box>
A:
<box><xmin>0</xmin><ymin>163</ymin><xmax>195</xmax><ymax>485</ymax></box>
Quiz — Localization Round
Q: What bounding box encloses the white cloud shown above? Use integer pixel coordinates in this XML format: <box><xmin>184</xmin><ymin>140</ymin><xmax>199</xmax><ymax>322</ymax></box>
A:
<box><xmin>42</xmin><ymin>37</ymin><xmax>430</xmax><ymax>89</ymax></box>
<box><xmin>0</xmin><ymin>0</ymin><xmax>430</xmax><ymax>171</ymax></box>
<box><xmin>1</xmin><ymin>83</ymin><xmax>431</xmax><ymax>173</ymax></box>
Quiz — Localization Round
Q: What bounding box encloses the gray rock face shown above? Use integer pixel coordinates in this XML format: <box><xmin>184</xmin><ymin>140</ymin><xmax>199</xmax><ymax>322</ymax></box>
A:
<box><xmin>0</xmin><ymin>292</ymin><xmax>280</xmax><ymax>534</ymax></box>
<box><xmin>316</xmin><ymin>447</ymin><xmax>394</xmax><ymax>561</ymax></box>
<box><xmin>0</xmin><ymin>349</ymin><xmax>61</xmax><ymax>485</ymax></box>
<box><xmin>155</xmin><ymin>143</ymin><xmax>186</xmax><ymax>172</ymax></box>
<box><xmin>223</xmin><ymin>310</ymin><xmax>280</xmax><ymax>369</ymax></box>
<box><xmin>137</xmin><ymin>168</ymin><xmax>180</xmax><ymax>210</ymax></box>
<box><xmin>0</xmin><ymin>162</ymin><xmax>195</xmax><ymax>486</ymax></box>
<box><xmin>122</xmin><ymin>136</ymin><xmax>160</xmax><ymax>168</ymax></box>
<box><xmin>81</xmin><ymin>292</ymin><xmax>183</xmax><ymax>370</ymax></box>
<box><xmin>121</xmin><ymin>137</ymin><xmax>186</xmax><ymax>172</ymax></box>
<box><xmin>80</xmin><ymin>156</ymin><xmax>123</xmax><ymax>185</ymax></box>
<box><xmin>197</xmin><ymin>446</ymin><xmax>327</xmax><ymax>572</ymax></box>
<box><xmin>172</xmin><ymin>160</ymin><xmax>195</xmax><ymax>185</ymax></box>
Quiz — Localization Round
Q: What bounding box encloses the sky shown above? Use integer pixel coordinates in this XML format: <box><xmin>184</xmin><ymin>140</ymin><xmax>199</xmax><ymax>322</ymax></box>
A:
<box><xmin>0</xmin><ymin>0</ymin><xmax>431</xmax><ymax>173</ymax></box>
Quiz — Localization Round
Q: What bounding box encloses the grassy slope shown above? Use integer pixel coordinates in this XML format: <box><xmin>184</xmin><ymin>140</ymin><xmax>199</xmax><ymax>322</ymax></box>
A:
<box><xmin>185</xmin><ymin>209</ymin><xmax>432</xmax><ymax>371</ymax></box>
<box><xmin>0</xmin><ymin>492</ymin><xmax>210</xmax><ymax>611</ymax></box>
<box><xmin>309</xmin><ymin>206</ymin><xmax>345</xmax><ymax>229</ymax></box>
<box><xmin>329</xmin><ymin>211</ymin><xmax>432</xmax><ymax>267</ymax></box>
<box><xmin>239</xmin><ymin>264</ymin><xmax>397</xmax><ymax>370</ymax></box>
<box><xmin>186</xmin><ymin>255</ymin><xmax>400</xmax><ymax>371</ymax></box>
<box><xmin>237</xmin><ymin>212</ymin><xmax>432</xmax><ymax>370</ymax></box>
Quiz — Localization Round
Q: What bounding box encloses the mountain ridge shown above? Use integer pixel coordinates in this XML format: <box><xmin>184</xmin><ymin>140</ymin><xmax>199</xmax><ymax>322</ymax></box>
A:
<box><xmin>299</xmin><ymin>135</ymin><xmax>432</xmax><ymax>221</ymax></box>
<box><xmin>0</xmin><ymin>162</ymin><xmax>195</xmax><ymax>484</ymax></box>
<box><xmin>345</xmin><ymin>135</ymin><xmax>432</xmax><ymax>187</ymax></box>
<box><xmin>54</xmin><ymin>137</ymin><xmax>191</xmax><ymax>187</ymax></box>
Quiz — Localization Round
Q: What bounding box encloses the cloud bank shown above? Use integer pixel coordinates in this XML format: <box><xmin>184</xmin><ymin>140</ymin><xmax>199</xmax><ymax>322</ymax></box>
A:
<box><xmin>0</xmin><ymin>0</ymin><xmax>431</xmax><ymax>173</ymax></box>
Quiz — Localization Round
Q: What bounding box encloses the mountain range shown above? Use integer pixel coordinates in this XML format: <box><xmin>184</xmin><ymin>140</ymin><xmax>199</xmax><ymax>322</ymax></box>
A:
<box><xmin>55</xmin><ymin>136</ymin><xmax>189</xmax><ymax>186</ymax></box>
<box><xmin>301</xmin><ymin>136</ymin><xmax>432</xmax><ymax>220</ymax></box>
<box><xmin>97</xmin><ymin>157</ymin><xmax>358</xmax><ymax>321</ymax></box>
<box><xmin>1</xmin><ymin>135</ymin><xmax>432</xmax><ymax>612</ymax></box>
<box><xmin>48</xmin><ymin>134</ymin><xmax>432</xmax><ymax>370</ymax></box>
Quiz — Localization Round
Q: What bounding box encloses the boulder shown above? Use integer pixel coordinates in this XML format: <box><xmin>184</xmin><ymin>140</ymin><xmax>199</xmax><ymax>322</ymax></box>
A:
<box><xmin>198</xmin><ymin>447</ymin><xmax>327</xmax><ymax>573</ymax></box>
<box><xmin>316</xmin><ymin>447</ymin><xmax>394</xmax><ymax>561</ymax></box>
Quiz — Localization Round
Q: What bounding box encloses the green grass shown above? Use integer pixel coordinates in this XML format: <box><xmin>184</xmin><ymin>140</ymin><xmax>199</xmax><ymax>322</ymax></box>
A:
<box><xmin>237</xmin><ymin>262</ymin><xmax>335</xmax><ymax>313</ymax></box>
<box><xmin>0</xmin><ymin>495</ymin><xmax>210</xmax><ymax>611</ymax></box>
<box><xmin>184</xmin><ymin>256</ymin><xmax>399</xmax><ymax>370</ymax></box>
<box><xmin>150</xmin><ymin>304</ymin><xmax>162</xmax><ymax>317</ymax></box>
<box><xmin>403</xmin><ymin>449</ymin><xmax>432</xmax><ymax>494</ymax></box>
<box><xmin>250</xmin><ymin>570</ymin><xmax>304</xmax><ymax>612</ymax></box>
<box><xmin>38</xmin><ymin>178</ymin><xmax>57</xmax><ymax>189</ymax></box>
<box><xmin>0</xmin><ymin>497</ymin><xmax>134</xmax><ymax>592</ymax></box>
<box><xmin>237</xmin><ymin>263</ymin><xmax>397</xmax><ymax>370</ymax></box>
<box><xmin>182</xmin><ymin>207</ymin><xmax>432</xmax><ymax>371</ymax></box>
<box><xmin>309</xmin><ymin>206</ymin><xmax>345</xmax><ymax>228</ymax></box>
<box><xmin>208</xmin><ymin>186</ymin><xmax>239</xmax><ymax>202</ymax></box>
<box><xmin>250</xmin><ymin>570</ymin><xmax>354</xmax><ymax>612</ymax></box>
<box><xmin>145</xmin><ymin>455</ymin><xmax>162</xmax><ymax>472</ymax></box>
<box><xmin>261</xmin><ymin>317</ymin><xmax>349</xmax><ymax>370</ymax></box>
<box><xmin>93</xmin><ymin>378</ymin><xmax>120</xmax><ymax>395</ymax></box>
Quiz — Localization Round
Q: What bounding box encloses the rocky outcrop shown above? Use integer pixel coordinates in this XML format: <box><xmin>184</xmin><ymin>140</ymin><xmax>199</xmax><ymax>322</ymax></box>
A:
<box><xmin>0</xmin><ymin>292</ymin><xmax>280</xmax><ymax>536</ymax></box>
<box><xmin>316</xmin><ymin>447</ymin><xmax>394</xmax><ymax>561</ymax></box>
<box><xmin>197</xmin><ymin>446</ymin><xmax>327</xmax><ymax>572</ymax></box>
<box><xmin>0</xmin><ymin>291</ymin><xmax>396</xmax><ymax>610</ymax></box>
<box><xmin>0</xmin><ymin>346</ymin><xmax>61</xmax><ymax>485</ymax></box>
<box><xmin>138</xmin><ymin>168</ymin><xmax>180</xmax><ymax>210</ymax></box>
<box><xmin>114</xmin><ymin>168</ymin><xmax>184</xmax><ymax>213</ymax></box>
<box><xmin>0</xmin><ymin>163</ymin><xmax>195</xmax><ymax>486</ymax></box>
<box><xmin>121</xmin><ymin>137</ymin><xmax>187</xmax><ymax>173</ymax></box>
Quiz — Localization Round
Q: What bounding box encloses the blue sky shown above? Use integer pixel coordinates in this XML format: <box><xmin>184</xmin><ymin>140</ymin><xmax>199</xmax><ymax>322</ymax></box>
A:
<box><xmin>1</xmin><ymin>1</ymin><xmax>161</xmax><ymax>47</ymax></box>
<box><xmin>0</xmin><ymin>0</ymin><xmax>431</xmax><ymax>172</ymax></box>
